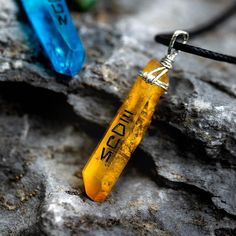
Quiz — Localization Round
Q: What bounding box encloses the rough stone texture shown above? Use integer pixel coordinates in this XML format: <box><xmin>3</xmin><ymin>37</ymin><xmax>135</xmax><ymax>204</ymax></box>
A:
<box><xmin>0</xmin><ymin>0</ymin><xmax>236</xmax><ymax>235</ymax></box>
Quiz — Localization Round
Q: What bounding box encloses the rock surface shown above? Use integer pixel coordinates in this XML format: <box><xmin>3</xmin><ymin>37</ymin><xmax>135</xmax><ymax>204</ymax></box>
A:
<box><xmin>0</xmin><ymin>0</ymin><xmax>236</xmax><ymax>235</ymax></box>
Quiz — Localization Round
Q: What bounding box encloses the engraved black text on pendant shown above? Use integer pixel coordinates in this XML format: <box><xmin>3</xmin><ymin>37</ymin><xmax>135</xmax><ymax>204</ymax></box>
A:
<box><xmin>101</xmin><ymin>109</ymin><xmax>134</xmax><ymax>162</ymax></box>
<box><xmin>48</xmin><ymin>0</ymin><xmax>67</xmax><ymax>25</ymax></box>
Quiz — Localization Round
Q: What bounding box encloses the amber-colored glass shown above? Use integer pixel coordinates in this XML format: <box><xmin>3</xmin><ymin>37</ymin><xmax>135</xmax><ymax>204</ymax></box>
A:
<box><xmin>82</xmin><ymin>59</ymin><xmax>169</xmax><ymax>202</ymax></box>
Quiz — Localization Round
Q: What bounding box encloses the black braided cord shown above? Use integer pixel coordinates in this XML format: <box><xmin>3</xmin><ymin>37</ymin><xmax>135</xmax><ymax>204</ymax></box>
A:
<box><xmin>154</xmin><ymin>1</ymin><xmax>236</xmax><ymax>65</ymax></box>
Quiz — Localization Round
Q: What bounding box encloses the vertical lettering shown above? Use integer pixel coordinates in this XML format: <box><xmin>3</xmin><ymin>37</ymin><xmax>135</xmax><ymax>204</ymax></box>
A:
<box><xmin>112</xmin><ymin>123</ymin><xmax>125</xmax><ymax>136</ymax></box>
<box><xmin>101</xmin><ymin>148</ymin><xmax>113</xmax><ymax>161</ymax></box>
<box><xmin>101</xmin><ymin>109</ymin><xmax>134</xmax><ymax>162</ymax></box>
<box><xmin>124</xmin><ymin>110</ymin><xmax>134</xmax><ymax>115</ymax></box>
<box><xmin>51</xmin><ymin>3</ymin><xmax>64</xmax><ymax>14</ymax></box>
<box><xmin>120</xmin><ymin>118</ymin><xmax>129</xmax><ymax>123</ymax></box>
<box><xmin>107</xmin><ymin>136</ymin><xmax>120</xmax><ymax>149</ymax></box>
<box><xmin>57</xmin><ymin>15</ymin><xmax>67</xmax><ymax>25</ymax></box>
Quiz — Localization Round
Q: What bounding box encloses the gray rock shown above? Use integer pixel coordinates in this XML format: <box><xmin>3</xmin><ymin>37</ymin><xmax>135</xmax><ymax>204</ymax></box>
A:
<box><xmin>0</xmin><ymin>0</ymin><xmax>236</xmax><ymax>235</ymax></box>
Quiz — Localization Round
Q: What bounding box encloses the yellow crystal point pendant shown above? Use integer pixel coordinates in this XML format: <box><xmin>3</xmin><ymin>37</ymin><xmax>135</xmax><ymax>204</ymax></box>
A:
<box><xmin>82</xmin><ymin>30</ymin><xmax>189</xmax><ymax>202</ymax></box>
<box><xmin>82</xmin><ymin>59</ymin><xmax>168</xmax><ymax>202</ymax></box>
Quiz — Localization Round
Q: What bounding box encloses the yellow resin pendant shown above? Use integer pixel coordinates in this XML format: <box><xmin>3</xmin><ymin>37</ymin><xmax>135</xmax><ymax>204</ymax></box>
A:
<box><xmin>82</xmin><ymin>30</ymin><xmax>189</xmax><ymax>202</ymax></box>
<box><xmin>82</xmin><ymin>59</ymin><xmax>169</xmax><ymax>202</ymax></box>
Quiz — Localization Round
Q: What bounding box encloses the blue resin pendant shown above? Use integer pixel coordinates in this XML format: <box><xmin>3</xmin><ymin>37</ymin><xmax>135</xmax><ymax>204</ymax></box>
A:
<box><xmin>21</xmin><ymin>0</ymin><xmax>85</xmax><ymax>76</ymax></box>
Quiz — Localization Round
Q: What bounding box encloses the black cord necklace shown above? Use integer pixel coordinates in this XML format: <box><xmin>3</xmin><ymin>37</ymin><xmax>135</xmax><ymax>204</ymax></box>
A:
<box><xmin>155</xmin><ymin>1</ymin><xmax>236</xmax><ymax>65</ymax></box>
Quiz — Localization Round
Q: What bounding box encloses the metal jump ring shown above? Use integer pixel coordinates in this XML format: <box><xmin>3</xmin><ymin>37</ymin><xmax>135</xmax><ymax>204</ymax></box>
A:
<box><xmin>167</xmin><ymin>30</ymin><xmax>189</xmax><ymax>56</ymax></box>
<box><xmin>161</xmin><ymin>30</ymin><xmax>189</xmax><ymax>69</ymax></box>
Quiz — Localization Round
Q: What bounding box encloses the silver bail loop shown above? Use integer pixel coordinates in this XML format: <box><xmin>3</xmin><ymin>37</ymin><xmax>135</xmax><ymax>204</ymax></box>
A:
<box><xmin>139</xmin><ymin>30</ymin><xmax>189</xmax><ymax>91</ymax></box>
<box><xmin>161</xmin><ymin>30</ymin><xmax>189</xmax><ymax>70</ymax></box>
